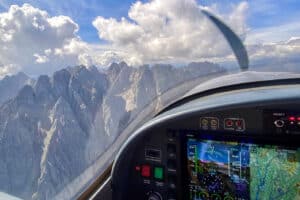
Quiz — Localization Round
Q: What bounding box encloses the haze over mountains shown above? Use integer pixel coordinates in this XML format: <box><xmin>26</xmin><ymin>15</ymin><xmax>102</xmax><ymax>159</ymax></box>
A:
<box><xmin>0</xmin><ymin>72</ymin><xmax>33</xmax><ymax>105</ymax></box>
<box><xmin>0</xmin><ymin>62</ymin><xmax>225</xmax><ymax>199</ymax></box>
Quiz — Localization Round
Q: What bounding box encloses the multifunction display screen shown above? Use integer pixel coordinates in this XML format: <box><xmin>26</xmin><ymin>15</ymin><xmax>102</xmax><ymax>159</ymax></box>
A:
<box><xmin>187</xmin><ymin>139</ymin><xmax>300</xmax><ymax>200</ymax></box>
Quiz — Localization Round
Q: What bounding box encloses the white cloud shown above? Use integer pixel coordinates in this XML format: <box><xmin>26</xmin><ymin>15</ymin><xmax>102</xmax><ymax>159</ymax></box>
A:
<box><xmin>248</xmin><ymin>37</ymin><xmax>300</xmax><ymax>61</ymax></box>
<box><xmin>92</xmin><ymin>0</ymin><xmax>300</xmax><ymax>68</ymax></box>
<box><xmin>92</xmin><ymin>0</ymin><xmax>249</xmax><ymax>65</ymax></box>
<box><xmin>0</xmin><ymin>3</ymin><xmax>88</xmax><ymax>77</ymax></box>
<box><xmin>0</xmin><ymin>1</ymin><xmax>299</xmax><ymax>78</ymax></box>
<box><xmin>34</xmin><ymin>53</ymin><xmax>49</xmax><ymax>64</ymax></box>
<box><xmin>0</xmin><ymin>64</ymin><xmax>20</xmax><ymax>77</ymax></box>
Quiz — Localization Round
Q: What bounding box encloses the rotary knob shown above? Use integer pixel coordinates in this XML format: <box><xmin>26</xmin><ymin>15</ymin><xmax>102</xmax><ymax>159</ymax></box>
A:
<box><xmin>148</xmin><ymin>192</ymin><xmax>163</xmax><ymax>200</ymax></box>
<box><xmin>274</xmin><ymin>120</ymin><xmax>285</xmax><ymax>128</ymax></box>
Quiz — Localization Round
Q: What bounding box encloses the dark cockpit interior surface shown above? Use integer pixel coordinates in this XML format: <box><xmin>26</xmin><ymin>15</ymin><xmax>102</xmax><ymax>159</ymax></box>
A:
<box><xmin>103</xmin><ymin>81</ymin><xmax>300</xmax><ymax>200</ymax></box>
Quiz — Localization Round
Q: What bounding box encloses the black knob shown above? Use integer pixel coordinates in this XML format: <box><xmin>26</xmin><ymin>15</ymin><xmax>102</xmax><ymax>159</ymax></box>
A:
<box><xmin>167</xmin><ymin>144</ymin><xmax>177</xmax><ymax>159</ymax></box>
<box><xmin>148</xmin><ymin>192</ymin><xmax>163</xmax><ymax>200</ymax></box>
<box><xmin>167</xmin><ymin>160</ymin><xmax>177</xmax><ymax>171</ymax></box>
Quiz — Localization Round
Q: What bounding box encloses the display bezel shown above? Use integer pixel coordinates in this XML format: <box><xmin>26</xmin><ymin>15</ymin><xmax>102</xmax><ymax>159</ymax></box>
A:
<box><xmin>180</xmin><ymin>129</ymin><xmax>300</xmax><ymax>200</ymax></box>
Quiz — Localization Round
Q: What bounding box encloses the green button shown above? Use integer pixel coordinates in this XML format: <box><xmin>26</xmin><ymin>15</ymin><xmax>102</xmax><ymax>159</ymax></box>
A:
<box><xmin>154</xmin><ymin>167</ymin><xmax>163</xmax><ymax>180</ymax></box>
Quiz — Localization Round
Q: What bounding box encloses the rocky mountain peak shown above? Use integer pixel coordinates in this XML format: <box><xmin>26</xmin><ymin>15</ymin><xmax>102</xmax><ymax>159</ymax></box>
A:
<box><xmin>15</xmin><ymin>85</ymin><xmax>35</xmax><ymax>104</ymax></box>
<box><xmin>52</xmin><ymin>69</ymin><xmax>71</xmax><ymax>97</ymax></box>
<box><xmin>0</xmin><ymin>72</ymin><xmax>33</xmax><ymax>105</ymax></box>
<box><xmin>107</xmin><ymin>62</ymin><xmax>129</xmax><ymax>82</ymax></box>
<box><xmin>0</xmin><ymin>62</ymin><xmax>227</xmax><ymax>200</ymax></box>
<box><xmin>35</xmin><ymin>75</ymin><xmax>51</xmax><ymax>91</ymax></box>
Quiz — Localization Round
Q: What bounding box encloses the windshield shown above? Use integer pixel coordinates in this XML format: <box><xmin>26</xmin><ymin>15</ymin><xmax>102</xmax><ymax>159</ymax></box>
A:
<box><xmin>0</xmin><ymin>0</ymin><xmax>299</xmax><ymax>199</ymax></box>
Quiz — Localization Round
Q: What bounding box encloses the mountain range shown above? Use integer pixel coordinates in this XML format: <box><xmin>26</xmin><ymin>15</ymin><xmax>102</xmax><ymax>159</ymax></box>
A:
<box><xmin>0</xmin><ymin>62</ymin><xmax>225</xmax><ymax>199</ymax></box>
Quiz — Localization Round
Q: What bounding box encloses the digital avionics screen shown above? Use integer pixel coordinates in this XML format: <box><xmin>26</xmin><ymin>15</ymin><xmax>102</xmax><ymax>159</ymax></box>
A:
<box><xmin>187</xmin><ymin>139</ymin><xmax>300</xmax><ymax>200</ymax></box>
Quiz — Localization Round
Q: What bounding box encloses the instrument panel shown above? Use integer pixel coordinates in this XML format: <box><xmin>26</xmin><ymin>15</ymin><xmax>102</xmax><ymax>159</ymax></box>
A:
<box><xmin>110</xmin><ymin>85</ymin><xmax>300</xmax><ymax>200</ymax></box>
<box><xmin>185</xmin><ymin>134</ymin><xmax>299</xmax><ymax>200</ymax></box>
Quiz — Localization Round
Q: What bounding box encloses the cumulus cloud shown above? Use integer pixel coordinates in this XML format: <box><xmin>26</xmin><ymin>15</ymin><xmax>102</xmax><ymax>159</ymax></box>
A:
<box><xmin>245</xmin><ymin>21</ymin><xmax>300</xmax><ymax>62</ymax></box>
<box><xmin>0</xmin><ymin>3</ymin><xmax>88</xmax><ymax>77</ymax></box>
<box><xmin>92</xmin><ymin>0</ymin><xmax>300</xmax><ymax>68</ymax></box>
<box><xmin>248</xmin><ymin>37</ymin><xmax>300</xmax><ymax>61</ymax></box>
<box><xmin>92</xmin><ymin>0</ymin><xmax>249</xmax><ymax>65</ymax></box>
<box><xmin>0</xmin><ymin>1</ymin><xmax>299</xmax><ymax>78</ymax></box>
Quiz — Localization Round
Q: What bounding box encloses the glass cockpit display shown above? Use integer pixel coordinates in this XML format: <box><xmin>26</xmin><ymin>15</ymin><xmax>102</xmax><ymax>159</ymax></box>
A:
<box><xmin>187</xmin><ymin>139</ymin><xmax>300</xmax><ymax>200</ymax></box>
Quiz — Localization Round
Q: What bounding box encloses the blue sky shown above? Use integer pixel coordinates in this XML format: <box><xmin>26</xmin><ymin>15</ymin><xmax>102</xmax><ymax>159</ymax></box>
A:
<box><xmin>1</xmin><ymin>0</ymin><xmax>299</xmax><ymax>43</ymax></box>
<box><xmin>0</xmin><ymin>0</ymin><xmax>147</xmax><ymax>43</ymax></box>
<box><xmin>0</xmin><ymin>0</ymin><xmax>299</xmax><ymax>77</ymax></box>
<box><xmin>200</xmin><ymin>0</ymin><xmax>300</xmax><ymax>26</ymax></box>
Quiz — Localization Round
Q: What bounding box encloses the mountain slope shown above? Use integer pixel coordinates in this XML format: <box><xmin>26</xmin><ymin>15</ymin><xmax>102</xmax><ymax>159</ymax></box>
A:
<box><xmin>0</xmin><ymin>62</ymin><xmax>225</xmax><ymax>199</ymax></box>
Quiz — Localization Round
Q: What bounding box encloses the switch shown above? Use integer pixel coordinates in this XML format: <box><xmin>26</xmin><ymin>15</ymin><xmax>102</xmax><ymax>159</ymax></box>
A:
<box><xmin>167</xmin><ymin>131</ymin><xmax>176</xmax><ymax>142</ymax></box>
<box><xmin>167</xmin><ymin>191</ymin><xmax>176</xmax><ymax>200</ymax></box>
<box><xmin>141</xmin><ymin>165</ymin><xmax>151</xmax><ymax>177</ymax></box>
<box><xmin>168</xmin><ymin>175</ymin><xmax>176</xmax><ymax>189</ymax></box>
<box><xmin>236</xmin><ymin>120</ymin><xmax>243</xmax><ymax>127</ymax></box>
<box><xmin>167</xmin><ymin>160</ymin><xmax>177</xmax><ymax>172</ymax></box>
<box><xmin>225</xmin><ymin>119</ymin><xmax>233</xmax><ymax>127</ymax></box>
<box><xmin>224</xmin><ymin>118</ymin><xmax>245</xmax><ymax>131</ymax></box>
<box><xmin>224</xmin><ymin>118</ymin><xmax>234</xmax><ymax>130</ymax></box>
<box><xmin>154</xmin><ymin>167</ymin><xmax>164</xmax><ymax>180</ymax></box>
<box><xmin>210</xmin><ymin>119</ymin><xmax>219</xmax><ymax>130</ymax></box>
<box><xmin>145</xmin><ymin>148</ymin><xmax>161</xmax><ymax>160</ymax></box>
<box><xmin>167</xmin><ymin>144</ymin><xmax>176</xmax><ymax>153</ymax></box>
<box><xmin>235</xmin><ymin>119</ymin><xmax>245</xmax><ymax>131</ymax></box>
<box><xmin>167</xmin><ymin>144</ymin><xmax>176</xmax><ymax>159</ymax></box>
<box><xmin>148</xmin><ymin>192</ymin><xmax>162</xmax><ymax>200</ymax></box>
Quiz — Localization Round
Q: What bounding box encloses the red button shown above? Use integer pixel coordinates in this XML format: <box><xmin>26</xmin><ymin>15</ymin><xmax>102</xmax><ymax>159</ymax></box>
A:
<box><xmin>236</xmin><ymin>120</ymin><xmax>243</xmax><ymax>127</ymax></box>
<box><xmin>225</xmin><ymin>120</ymin><xmax>233</xmax><ymax>127</ymax></box>
<box><xmin>141</xmin><ymin>165</ymin><xmax>151</xmax><ymax>177</ymax></box>
<box><xmin>289</xmin><ymin>116</ymin><xmax>296</xmax><ymax>121</ymax></box>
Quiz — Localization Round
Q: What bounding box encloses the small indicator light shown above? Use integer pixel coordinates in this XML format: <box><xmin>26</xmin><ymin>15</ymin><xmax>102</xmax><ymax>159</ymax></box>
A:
<box><xmin>289</xmin><ymin>116</ymin><xmax>296</xmax><ymax>121</ymax></box>
<box><xmin>135</xmin><ymin>166</ymin><xmax>141</xmax><ymax>171</ymax></box>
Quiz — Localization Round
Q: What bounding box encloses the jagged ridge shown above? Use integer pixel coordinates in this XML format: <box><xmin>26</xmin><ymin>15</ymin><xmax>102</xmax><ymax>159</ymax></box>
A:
<box><xmin>0</xmin><ymin>62</ymin><xmax>225</xmax><ymax>199</ymax></box>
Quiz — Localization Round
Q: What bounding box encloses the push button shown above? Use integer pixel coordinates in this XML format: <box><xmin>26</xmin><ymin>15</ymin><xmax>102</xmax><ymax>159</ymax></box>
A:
<box><xmin>168</xmin><ymin>175</ymin><xmax>176</xmax><ymax>189</ymax></box>
<box><xmin>141</xmin><ymin>165</ymin><xmax>151</xmax><ymax>177</ymax></box>
<box><xmin>167</xmin><ymin>160</ymin><xmax>177</xmax><ymax>172</ymax></box>
<box><xmin>167</xmin><ymin>191</ymin><xmax>176</xmax><ymax>200</ymax></box>
<box><xmin>167</xmin><ymin>130</ymin><xmax>176</xmax><ymax>142</ymax></box>
<box><xmin>225</xmin><ymin>119</ymin><xmax>233</xmax><ymax>127</ymax></box>
<box><xmin>224</xmin><ymin>118</ymin><xmax>245</xmax><ymax>131</ymax></box>
<box><xmin>167</xmin><ymin>144</ymin><xmax>176</xmax><ymax>159</ymax></box>
<box><xmin>154</xmin><ymin>167</ymin><xmax>164</xmax><ymax>180</ymax></box>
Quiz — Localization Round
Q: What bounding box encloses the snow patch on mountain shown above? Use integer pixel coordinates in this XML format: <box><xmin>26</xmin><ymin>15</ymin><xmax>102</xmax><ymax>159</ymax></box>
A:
<box><xmin>38</xmin><ymin>119</ymin><xmax>57</xmax><ymax>184</ymax></box>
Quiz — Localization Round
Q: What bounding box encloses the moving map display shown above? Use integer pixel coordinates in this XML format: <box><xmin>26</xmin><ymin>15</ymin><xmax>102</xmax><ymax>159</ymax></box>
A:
<box><xmin>187</xmin><ymin>139</ymin><xmax>300</xmax><ymax>200</ymax></box>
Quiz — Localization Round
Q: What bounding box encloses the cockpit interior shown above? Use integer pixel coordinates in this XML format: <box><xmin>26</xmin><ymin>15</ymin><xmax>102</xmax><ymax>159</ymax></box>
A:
<box><xmin>80</xmin><ymin>7</ymin><xmax>300</xmax><ymax>200</ymax></box>
<box><xmin>0</xmin><ymin>1</ymin><xmax>299</xmax><ymax>200</ymax></box>
<box><xmin>86</xmin><ymin>75</ymin><xmax>300</xmax><ymax>200</ymax></box>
